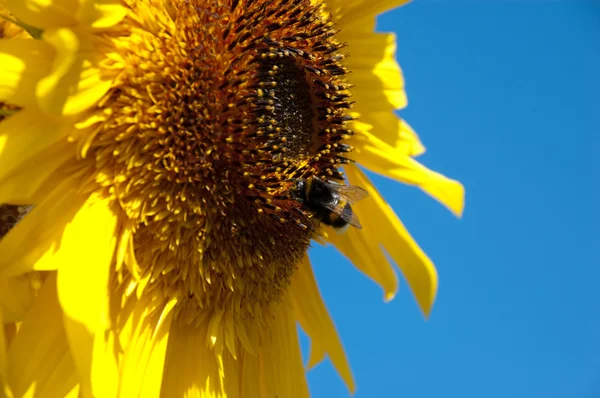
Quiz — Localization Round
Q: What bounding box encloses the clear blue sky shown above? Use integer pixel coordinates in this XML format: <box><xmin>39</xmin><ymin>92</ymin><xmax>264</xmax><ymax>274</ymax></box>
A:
<box><xmin>302</xmin><ymin>2</ymin><xmax>600</xmax><ymax>397</ymax></box>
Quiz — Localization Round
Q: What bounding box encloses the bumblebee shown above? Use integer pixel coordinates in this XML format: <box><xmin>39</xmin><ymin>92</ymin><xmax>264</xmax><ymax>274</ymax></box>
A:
<box><xmin>293</xmin><ymin>177</ymin><xmax>369</xmax><ymax>230</ymax></box>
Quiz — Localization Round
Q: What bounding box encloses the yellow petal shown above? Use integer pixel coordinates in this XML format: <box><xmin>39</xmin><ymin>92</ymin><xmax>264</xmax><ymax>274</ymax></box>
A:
<box><xmin>57</xmin><ymin>195</ymin><xmax>117</xmax><ymax>334</ymax></box>
<box><xmin>290</xmin><ymin>255</ymin><xmax>355</xmax><ymax>393</ymax></box>
<box><xmin>0</xmin><ymin>38</ymin><xmax>54</xmax><ymax>107</ymax></box>
<box><xmin>5</xmin><ymin>0</ymin><xmax>78</xmax><ymax>29</ymax></box>
<box><xmin>325</xmin><ymin>224</ymin><xmax>398</xmax><ymax>302</ymax></box>
<box><xmin>350</xmin><ymin>117</ymin><xmax>425</xmax><ymax>158</ymax></box>
<box><xmin>219</xmin><ymin>347</ymin><xmax>241</xmax><ymax>398</ymax></box>
<box><xmin>0</xmin><ymin>109</ymin><xmax>73</xmax><ymax>203</ymax></box>
<box><xmin>329</xmin><ymin>0</ymin><xmax>410</xmax><ymax>32</ymax></box>
<box><xmin>117</xmin><ymin>298</ymin><xmax>176</xmax><ymax>398</ymax></box>
<box><xmin>57</xmin><ymin>197</ymin><xmax>118</xmax><ymax>397</ymax></box>
<box><xmin>351</xmin><ymin>129</ymin><xmax>465</xmax><ymax>217</ymax></box>
<box><xmin>239</xmin><ymin>351</ymin><xmax>261</xmax><ymax>398</ymax></box>
<box><xmin>36</xmin><ymin>28</ymin><xmax>78</xmax><ymax>115</ymax></box>
<box><xmin>346</xmin><ymin>165</ymin><xmax>438</xmax><ymax>317</ymax></box>
<box><xmin>342</xmin><ymin>31</ymin><xmax>427</xmax><ymax>155</ymax></box>
<box><xmin>0</xmin><ymin>273</ymin><xmax>41</xmax><ymax>323</ymax></box>
<box><xmin>62</xmin><ymin>317</ymin><xmax>118</xmax><ymax>398</ymax></box>
<box><xmin>0</xmin><ymin>379</ymin><xmax>12</xmax><ymax>398</ymax></box>
<box><xmin>6</xmin><ymin>0</ymin><xmax>127</xmax><ymax>29</ymax></box>
<box><xmin>0</xmin><ymin>322</ymin><xmax>18</xmax><ymax>398</ymax></box>
<box><xmin>37</xmin><ymin>28</ymin><xmax>113</xmax><ymax>116</ymax></box>
<box><xmin>77</xmin><ymin>0</ymin><xmax>127</xmax><ymax>29</ymax></box>
<box><xmin>258</xmin><ymin>296</ymin><xmax>310</xmax><ymax>398</ymax></box>
<box><xmin>161</xmin><ymin>319</ymin><xmax>226</xmax><ymax>397</ymax></box>
<box><xmin>343</xmin><ymin>32</ymin><xmax>407</xmax><ymax>111</ymax></box>
<box><xmin>0</xmin><ymin>183</ymin><xmax>86</xmax><ymax>278</ymax></box>
<box><xmin>136</xmin><ymin>328</ymin><xmax>172</xmax><ymax>398</ymax></box>
<box><xmin>6</xmin><ymin>273</ymin><xmax>79</xmax><ymax>398</ymax></box>
<box><xmin>2</xmin><ymin>324</ymin><xmax>17</xmax><ymax>353</ymax></box>
<box><xmin>0</xmin><ymin>309</ymin><xmax>6</xmax><ymax>383</ymax></box>
<box><xmin>336</xmin><ymin>27</ymin><xmax>426</xmax><ymax>155</ymax></box>
<box><xmin>333</xmin><ymin>3</ymin><xmax>427</xmax><ymax>156</ymax></box>
<box><xmin>0</xmin><ymin>144</ymin><xmax>75</xmax><ymax>206</ymax></box>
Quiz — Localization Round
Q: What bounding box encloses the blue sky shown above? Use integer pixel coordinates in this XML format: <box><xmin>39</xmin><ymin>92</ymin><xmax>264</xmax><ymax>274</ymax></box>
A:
<box><xmin>302</xmin><ymin>2</ymin><xmax>600</xmax><ymax>397</ymax></box>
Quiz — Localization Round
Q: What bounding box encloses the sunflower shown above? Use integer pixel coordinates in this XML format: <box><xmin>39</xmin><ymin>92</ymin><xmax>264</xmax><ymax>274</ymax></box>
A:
<box><xmin>0</xmin><ymin>0</ymin><xmax>464</xmax><ymax>396</ymax></box>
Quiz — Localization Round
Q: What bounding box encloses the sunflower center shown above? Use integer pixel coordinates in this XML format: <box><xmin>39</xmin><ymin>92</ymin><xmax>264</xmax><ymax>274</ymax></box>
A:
<box><xmin>256</xmin><ymin>56</ymin><xmax>315</xmax><ymax>158</ymax></box>
<box><xmin>88</xmin><ymin>0</ymin><xmax>354</xmax><ymax>326</ymax></box>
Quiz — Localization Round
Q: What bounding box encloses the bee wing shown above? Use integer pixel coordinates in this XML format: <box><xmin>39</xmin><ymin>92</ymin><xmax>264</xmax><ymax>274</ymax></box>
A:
<box><xmin>345</xmin><ymin>211</ymin><xmax>363</xmax><ymax>229</ymax></box>
<box><xmin>329</xmin><ymin>184</ymin><xmax>369</xmax><ymax>205</ymax></box>
<box><xmin>320</xmin><ymin>200</ymin><xmax>364</xmax><ymax>230</ymax></box>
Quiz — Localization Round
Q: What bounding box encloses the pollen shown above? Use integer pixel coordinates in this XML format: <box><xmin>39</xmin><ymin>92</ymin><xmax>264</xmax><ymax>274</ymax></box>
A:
<box><xmin>79</xmin><ymin>0</ymin><xmax>354</xmax><ymax>333</ymax></box>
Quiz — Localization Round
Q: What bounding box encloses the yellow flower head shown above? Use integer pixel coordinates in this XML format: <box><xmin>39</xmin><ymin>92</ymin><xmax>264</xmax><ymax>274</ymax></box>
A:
<box><xmin>0</xmin><ymin>0</ymin><xmax>464</xmax><ymax>396</ymax></box>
